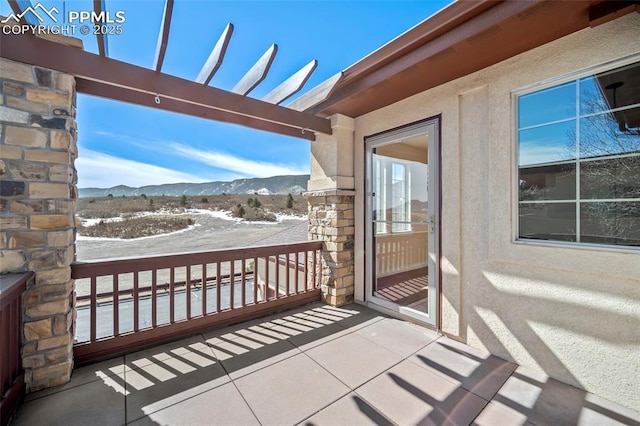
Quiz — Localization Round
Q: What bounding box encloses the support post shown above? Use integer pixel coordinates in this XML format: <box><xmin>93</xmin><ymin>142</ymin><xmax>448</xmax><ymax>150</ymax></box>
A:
<box><xmin>0</xmin><ymin>57</ymin><xmax>78</xmax><ymax>391</ymax></box>
<box><xmin>306</xmin><ymin>114</ymin><xmax>355</xmax><ymax>306</ymax></box>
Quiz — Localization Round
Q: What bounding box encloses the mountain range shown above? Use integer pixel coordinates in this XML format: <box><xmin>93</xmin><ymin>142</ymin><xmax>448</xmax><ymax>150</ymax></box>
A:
<box><xmin>79</xmin><ymin>174</ymin><xmax>310</xmax><ymax>198</ymax></box>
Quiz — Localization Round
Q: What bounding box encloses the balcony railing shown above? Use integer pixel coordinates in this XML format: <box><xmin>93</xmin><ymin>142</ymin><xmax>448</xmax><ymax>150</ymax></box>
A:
<box><xmin>71</xmin><ymin>241</ymin><xmax>323</xmax><ymax>364</ymax></box>
<box><xmin>0</xmin><ymin>272</ymin><xmax>30</xmax><ymax>426</ymax></box>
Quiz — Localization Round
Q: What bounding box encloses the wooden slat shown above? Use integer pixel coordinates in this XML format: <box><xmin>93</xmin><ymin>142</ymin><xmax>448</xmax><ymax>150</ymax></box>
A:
<box><xmin>113</xmin><ymin>274</ymin><xmax>119</xmax><ymax>336</ymax></box>
<box><xmin>229</xmin><ymin>261</ymin><xmax>235</xmax><ymax>309</ymax></box>
<box><xmin>294</xmin><ymin>252</ymin><xmax>299</xmax><ymax>294</ymax></box>
<box><xmin>196</xmin><ymin>23</ymin><xmax>233</xmax><ymax>85</ymax></box>
<box><xmin>216</xmin><ymin>263</ymin><xmax>221</xmax><ymax>312</ymax></box>
<box><xmin>263</xmin><ymin>59</ymin><xmax>317</xmax><ymax>105</ymax></box>
<box><xmin>288</xmin><ymin>72</ymin><xmax>342</xmax><ymax>112</ymax></box>
<box><xmin>0</xmin><ymin>34</ymin><xmax>331</xmax><ymax>137</ymax></box>
<box><xmin>169</xmin><ymin>267</ymin><xmax>175</xmax><ymax>323</ymax></box>
<box><xmin>202</xmin><ymin>264</ymin><xmax>207</xmax><ymax>316</ymax></box>
<box><xmin>90</xmin><ymin>276</ymin><xmax>97</xmax><ymax>342</ymax></box>
<box><xmin>285</xmin><ymin>253</ymin><xmax>291</xmax><ymax>296</ymax></box>
<box><xmin>253</xmin><ymin>257</ymin><xmax>258</xmax><ymax>304</ymax></box>
<box><xmin>241</xmin><ymin>259</ymin><xmax>246</xmax><ymax>306</ymax></box>
<box><xmin>93</xmin><ymin>0</ymin><xmax>109</xmax><ymax>57</ymax></box>
<box><xmin>152</xmin><ymin>0</ymin><xmax>174</xmax><ymax>71</ymax></box>
<box><xmin>186</xmin><ymin>265</ymin><xmax>192</xmax><ymax>319</ymax></box>
<box><xmin>232</xmin><ymin>44</ymin><xmax>278</xmax><ymax>96</ymax></box>
<box><xmin>152</xmin><ymin>270</ymin><xmax>157</xmax><ymax>327</ymax></box>
<box><xmin>275</xmin><ymin>255</ymin><xmax>280</xmax><ymax>299</ymax></box>
<box><xmin>133</xmin><ymin>272</ymin><xmax>139</xmax><ymax>332</ymax></box>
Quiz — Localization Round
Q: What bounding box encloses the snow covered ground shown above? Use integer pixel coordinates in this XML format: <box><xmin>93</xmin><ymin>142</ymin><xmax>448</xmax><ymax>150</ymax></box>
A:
<box><xmin>76</xmin><ymin>209</ymin><xmax>307</xmax><ymax>261</ymax></box>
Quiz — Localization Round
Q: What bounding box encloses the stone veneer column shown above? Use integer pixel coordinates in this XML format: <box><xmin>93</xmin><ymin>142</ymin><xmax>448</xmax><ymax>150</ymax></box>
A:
<box><xmin>0</xmin><ymin>58</ymin><xmax>77</xmax><ymax>391</ymax></box>
<box><xmin>306</xmin><ymin>114</ymin><xmax>356</xmax><ymax>306</ymax></box>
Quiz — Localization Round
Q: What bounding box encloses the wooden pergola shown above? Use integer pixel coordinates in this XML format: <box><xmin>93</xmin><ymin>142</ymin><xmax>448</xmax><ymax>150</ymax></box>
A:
<box><xmin>1</xmin><ymin>0</ymin><xmax>338</xmax><ymax>140</ymax></box>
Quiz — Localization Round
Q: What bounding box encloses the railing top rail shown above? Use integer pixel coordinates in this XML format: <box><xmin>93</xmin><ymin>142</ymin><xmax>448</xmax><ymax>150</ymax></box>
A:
<box><xmin>0</xmin><ymin>272</ymin><xmax>32</xmax><ymax>310</ymax></box>
<box><xmin>71</xmin><ymin>240</ymin><xmax>322</xmax><ymax>279</ymax></box>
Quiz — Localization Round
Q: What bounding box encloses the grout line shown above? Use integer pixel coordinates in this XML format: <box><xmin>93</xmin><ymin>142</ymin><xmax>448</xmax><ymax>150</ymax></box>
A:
<box><xmin>211</xmin><ymin>332</ymin><xmax>263</xmax><ymax>426</ymax></box>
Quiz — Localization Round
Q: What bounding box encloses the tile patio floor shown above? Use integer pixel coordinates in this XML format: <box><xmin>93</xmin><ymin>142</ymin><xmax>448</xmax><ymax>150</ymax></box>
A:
<box><xmin>11</xmin><ymin>303</ymin><xmax>640</xmax><ymax>426</ymax></box>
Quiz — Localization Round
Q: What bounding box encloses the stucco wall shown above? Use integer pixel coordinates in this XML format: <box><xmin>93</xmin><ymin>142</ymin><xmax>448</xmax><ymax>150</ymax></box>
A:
<box><xmin>353</xmin><ymin>14</ymin><xmax>640</xmax><ymax>410</ymax></box>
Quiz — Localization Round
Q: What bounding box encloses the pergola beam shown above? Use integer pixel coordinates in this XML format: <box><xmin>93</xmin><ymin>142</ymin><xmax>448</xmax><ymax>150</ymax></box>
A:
<box><xmin>232</xmin><ymin>44</ymin><xmax>277</xmax><ymax>96</ymax></box>
<box><xmin>76</xmin><ymin>79</ymin><xmax>316</xmax><ymax>140</ymax></box>
<box><xmin>288</xmin><ymin>72</ymin><xmax>342</xmax><ymax>112</ymax></box>
<box><xmin>196</xmin><ymin>23</ymin><xmax>233</xmax><ymax>85</ymax></box>
<box><xmin>0</xmin><ymin>33</ymin><xmax>331</xmax><ymax>137</ymax></box>
<box><xmin>93</xmin><ymin>0</ymin><xmax>109</xmax><ymax>57</ymax></box>
<box><xmin>152</xmin><ymin>0</ymin><xmax>174</xmax><ymax>71</ymax></box>
<box><xmin>263</xmin><ymin>59</ymin><xmax>317</xmax><ymax>105</ymax></box>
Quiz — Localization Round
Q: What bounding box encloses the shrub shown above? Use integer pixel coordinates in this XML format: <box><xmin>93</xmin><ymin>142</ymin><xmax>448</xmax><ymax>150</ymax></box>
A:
<box><xmin>247</xmin><ymin>197</ymin><xmax>254</xmax><ymax>206</ymax></box>
<box><xmin>180</xmin><ymin>195</ymin><xmax>188</xmax><ymax>206</ymax></box>
<box><xmin>286</xmin><ymin>193</ymin><xmax>294</xmax><ymax>209</ymax></box>
<box><xmin>201</xmin><ymin>197</ymin><xmax>209</xmax><ymax>203</ymax></box>
<box><xmin>232</xmin><ymin>203</ymin><xmax>246</xmax><ymax>218</ymax></box>
<box><xmin>242</xmin><ymin>207</ymin><xmax>276</xmax><ymax>222</ymax></box>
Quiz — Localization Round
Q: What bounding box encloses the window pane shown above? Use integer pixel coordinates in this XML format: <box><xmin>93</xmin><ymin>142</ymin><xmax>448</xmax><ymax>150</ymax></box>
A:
<box><xmin>580</xmin><ymin>155</ymin><xmax>640</xmax><ymax>199</ymax></box>
<box><xmin>518</xmin><ymin>81</ymin><xmax>576</xmax><ymax>128</ymax></box>
<box><xmin>519</xmin><ymin>202</ymin><xmax>576</xmax><ymax>242</ymax></box>
<box><xmin>519</xmin><ymin>120</ymin><xmax>576</xmax><ymax>166</ymax></box>
<box><xmin>519</xmin><ymin>162</ymin><xmax>576</xmax><ymax>201</ymax></box>
<box><xmin>581</xmin><ymin>202</ymin><xmax>640</xmax><ymax>246</ymax></box>
<box><xmin>580</xmin><ymin>62</ymin><xmax>640</xmax><ymax>116</ymax></box>
<box><xmin>580</xmin><ymin>107</ymin><xmax>640</xmax><ymax>158</ymax></box>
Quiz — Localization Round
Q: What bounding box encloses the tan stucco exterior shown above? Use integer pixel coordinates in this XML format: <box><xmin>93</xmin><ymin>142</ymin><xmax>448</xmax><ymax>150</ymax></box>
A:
<box><xmin>351</xmin><ymin>14</ymin><xmax>640</xmax><ymax>410</ymax></box>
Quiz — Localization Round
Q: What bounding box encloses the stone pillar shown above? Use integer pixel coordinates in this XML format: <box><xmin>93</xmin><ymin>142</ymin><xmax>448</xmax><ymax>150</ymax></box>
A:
<box><xmin>0</xmin><ymin>58</ymin><xmax>77</xmax><ymax>391</ymax></box>
<box><xmin>306</xmin><ymin>114</ymin><xmax>356</xmax><ymax>306</ymax></box>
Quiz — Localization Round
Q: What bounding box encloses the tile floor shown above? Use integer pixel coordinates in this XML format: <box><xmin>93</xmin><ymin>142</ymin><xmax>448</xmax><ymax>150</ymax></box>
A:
<box><xmin>10</xmin><ymin>303</ymin><xmax>640</xmax><ymax>426</ymax></box>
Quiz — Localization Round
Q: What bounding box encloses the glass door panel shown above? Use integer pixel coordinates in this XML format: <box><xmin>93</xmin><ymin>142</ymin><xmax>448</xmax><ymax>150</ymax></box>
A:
<box><xmin>366</xmin><ymin>120</ymin><xmax>439</xmax><ymax>326</ymax></box>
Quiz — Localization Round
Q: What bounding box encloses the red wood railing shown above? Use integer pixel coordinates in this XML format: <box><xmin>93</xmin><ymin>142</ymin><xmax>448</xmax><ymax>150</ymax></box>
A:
<box><xmin>71</xmin><ymin>242</ymin><xmax>322</xmax><ymax>364</ymax></box>
<box><xmin>0</xmin><ymin>272</ymin><xmax>30</xmax><ymax>426</ymax></box>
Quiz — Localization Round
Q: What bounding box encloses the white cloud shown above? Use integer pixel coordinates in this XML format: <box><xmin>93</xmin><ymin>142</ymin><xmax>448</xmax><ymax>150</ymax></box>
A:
<box><xmin>76</xmin><ymin>149</ymin><xmax>209</xmax><ymax>188</ymax></box>
<box><xmin>170</xmin><ymin>143</ymin><xmax>308</xmax><ymax>177</ymax></box>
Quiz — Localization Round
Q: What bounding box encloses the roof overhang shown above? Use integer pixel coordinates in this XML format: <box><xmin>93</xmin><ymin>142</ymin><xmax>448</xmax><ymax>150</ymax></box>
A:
<box><xmin>305</xmin><ymin>0</ymin><xmax>640</xmax><ymax>118</ymax></box>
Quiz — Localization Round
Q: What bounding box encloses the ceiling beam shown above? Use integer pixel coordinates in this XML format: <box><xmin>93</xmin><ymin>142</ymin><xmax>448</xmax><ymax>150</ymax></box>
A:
<box><xmin>76</xmin><ymin>79</ymin><xmax>315</xmax><ymax>141</ymax></box>
<box><xmin>588</xmin><ymin>1</ymin><xmax>639</xmax><ymax>28</ymax></box>
<box><xmin>263</xmin><ymin>59</ymin><xmax>317</xmax><ymax>105</ymax></box>
<box><xmin>93</xmin><ymin>0</ymin><xmax>109</xmax><ymax>57</ymax></box>
<box><xmin>196</xmin><ymin>23</ymin><xmax>233</xmax><ymax>85</ymax></box>
<box><xmin>152</xmin><ymin>0</ymin><xmax>174</xmax><ymax>71</ymax></box>
<box><xmin>232</xmin><ymin>44</ymin><xmax>277</xmax><ymax>96</ymax></box>
<box><xmin>0</xmin><ymin>33</ymin><xmax>331</xmax><ymax>136</ymax></box>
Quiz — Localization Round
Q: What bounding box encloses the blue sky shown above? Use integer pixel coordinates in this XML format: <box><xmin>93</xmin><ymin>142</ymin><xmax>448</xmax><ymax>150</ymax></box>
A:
<box><xmin>2</xmin><ymin>0</ymin><xmax>451</xmax><ymax>188</ymax></box>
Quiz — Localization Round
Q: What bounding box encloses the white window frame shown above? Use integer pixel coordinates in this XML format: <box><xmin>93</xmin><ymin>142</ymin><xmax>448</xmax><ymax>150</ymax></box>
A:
<box><xmin>511</xmin><ymin>52</ymin><xmax>640</xmax><ymax>252</ymax></box>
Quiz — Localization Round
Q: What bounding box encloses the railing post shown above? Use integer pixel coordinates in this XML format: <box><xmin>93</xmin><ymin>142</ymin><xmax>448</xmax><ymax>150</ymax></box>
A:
<box><xmin>0</xmin><ymin>56</ymin><xmax>78</xmax><ymax>391</ymax></box>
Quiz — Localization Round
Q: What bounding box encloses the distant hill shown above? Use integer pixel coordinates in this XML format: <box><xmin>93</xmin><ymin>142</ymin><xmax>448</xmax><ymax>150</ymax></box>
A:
<box><xmin>79</xmin><ymin>174</ymin><xmax>309</xmax><ymax>198</ymax></box>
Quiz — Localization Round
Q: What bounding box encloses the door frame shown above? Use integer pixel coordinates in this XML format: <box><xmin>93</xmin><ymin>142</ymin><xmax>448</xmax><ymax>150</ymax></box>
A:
<box><xmin>363</xmin><ymin>116</ymin><xmax>441</xmax><ymax>329</ymax></box>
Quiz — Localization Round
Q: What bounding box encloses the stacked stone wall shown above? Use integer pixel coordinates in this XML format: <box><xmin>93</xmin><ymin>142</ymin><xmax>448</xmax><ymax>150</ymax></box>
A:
<box><xmin>0</xmin><ymin>58</ymin><xmax>77</xmax><ymax>391</ymax></box>
<box><xmin>307</xmin><ymin>191</ymin><xmax>355</xmax><ymax>306</ymax></box>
